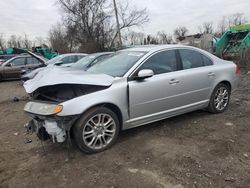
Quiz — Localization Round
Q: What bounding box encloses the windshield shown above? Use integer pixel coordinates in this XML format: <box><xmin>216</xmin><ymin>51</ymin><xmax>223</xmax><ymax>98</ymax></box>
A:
<box><xmin>73</xmin><ymin>55</ymin><xmax>97</xmax><ymax>68</ymax></box>
<box><xmin>87</xmin><ymin>51</ymin><xmax>146</xmax><ymax>77</ymax></box>
<box><xmin>45</xmin><ymin>55</ymin><xmax>63</xmax><ymax>65</ymax></box>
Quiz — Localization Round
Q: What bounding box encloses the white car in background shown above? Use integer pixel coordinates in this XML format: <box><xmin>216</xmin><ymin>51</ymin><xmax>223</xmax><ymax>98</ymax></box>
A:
<box><xmin>21</xmin><ymin>53</ymin><xmax>87</xmax><ymax>81</ymax></box>
<box><xmin>45</xmin><ymin>53</ymin><xmax>88</xmax><ymax>67</ymax></box>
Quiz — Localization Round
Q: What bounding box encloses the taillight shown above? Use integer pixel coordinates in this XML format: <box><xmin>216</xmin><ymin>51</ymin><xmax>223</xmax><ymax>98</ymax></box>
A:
<box><xmin>235</xmin><ymin>64</ymin><xmax>240</xmax><ymax>74</ymax></box>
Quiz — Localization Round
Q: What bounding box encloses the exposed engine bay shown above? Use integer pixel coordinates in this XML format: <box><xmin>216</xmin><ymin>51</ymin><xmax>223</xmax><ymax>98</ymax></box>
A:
<box><xmin>29</xmin><ymin>84</ymin><xmax>108</xmax><ymax>102</ymax></box>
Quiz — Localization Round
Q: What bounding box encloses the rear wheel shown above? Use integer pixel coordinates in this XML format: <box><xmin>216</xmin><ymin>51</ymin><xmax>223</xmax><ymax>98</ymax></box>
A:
<box><xmin>73</xmin><ymin>107</ymin><xmax>120</xmax><ymax>154</ymax></box>
<box><xmin>207</xmin><ymin>83</ymin><xmax>231</xmax><ymax>113</ymax></box>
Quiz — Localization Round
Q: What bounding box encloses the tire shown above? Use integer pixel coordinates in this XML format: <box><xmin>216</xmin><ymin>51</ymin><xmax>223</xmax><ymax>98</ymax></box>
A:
<box><xmin>207</xmin><ymin>83</ymin><xmax>231</xmax><ymax>113</ymax></box>
<box><xmin>73</xmin><ymin>107</ymin><xmax>120</xmax><ymax>154</ymax></box>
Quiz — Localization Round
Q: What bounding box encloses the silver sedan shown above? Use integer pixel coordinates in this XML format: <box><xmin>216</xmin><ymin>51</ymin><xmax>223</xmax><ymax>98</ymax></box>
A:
<box><xmin>24</xmin><ymin>45</ymin><xmax>239</xmax><ymax>153</ymax></box>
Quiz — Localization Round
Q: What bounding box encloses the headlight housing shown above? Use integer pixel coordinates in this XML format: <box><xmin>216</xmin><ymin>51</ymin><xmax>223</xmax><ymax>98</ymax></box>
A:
<box><xmin>24</xmin><ymin>102</ymin><xmax>63</xmax><ymax>115</ymax></box>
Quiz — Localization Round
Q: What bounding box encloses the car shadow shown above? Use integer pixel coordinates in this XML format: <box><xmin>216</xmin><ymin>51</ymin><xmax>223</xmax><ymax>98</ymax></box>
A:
<box><xmin>117</xmin><ymin>109</ymin><xmax>212</xmax><ymax>144</ymax></box>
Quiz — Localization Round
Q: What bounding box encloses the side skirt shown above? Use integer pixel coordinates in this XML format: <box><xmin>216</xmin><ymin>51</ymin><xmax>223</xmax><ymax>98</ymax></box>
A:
<box><xmin>122</xmin><ymin>100</ymin><xmax>209</xmax><ymax>130</ymax></box>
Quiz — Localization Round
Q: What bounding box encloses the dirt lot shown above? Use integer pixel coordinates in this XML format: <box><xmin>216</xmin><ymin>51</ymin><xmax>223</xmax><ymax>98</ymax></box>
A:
<box><xmin>0</xmin><ymin>72</ymin><xmax>250</xmax><ymax>188</ymax></box>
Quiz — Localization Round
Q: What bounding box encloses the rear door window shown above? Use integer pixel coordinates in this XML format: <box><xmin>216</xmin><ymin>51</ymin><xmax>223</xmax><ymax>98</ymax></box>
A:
<box><xmin>202</xmin><ymin>55</ymin><xmax>213</xmax><ymax>66</ymax></box>
<box><xmin>179</xmin><ymin>49</ymin><xmax>203</xmax><ymax>69</ymax></box>
<box><xmin>27</xmin><ymin>57</ymin><xmax>41</xmax><ymax>64</ymax></box>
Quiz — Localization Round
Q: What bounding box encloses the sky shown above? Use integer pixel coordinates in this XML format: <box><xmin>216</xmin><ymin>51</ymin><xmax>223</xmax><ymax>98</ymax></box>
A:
<box><xmin>0</xmin><ymin>0</ymin><xmax>249</xmax><ymax>39</ymax></box>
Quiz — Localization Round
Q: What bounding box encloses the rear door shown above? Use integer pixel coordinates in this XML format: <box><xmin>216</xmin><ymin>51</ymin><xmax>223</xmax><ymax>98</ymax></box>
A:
<box><xmin>26</xmin><ymin>57</ymin><xmax>42</xmax><ymax>70</ymax></box>
<box><xmin>174</xmin><ymin>49</ymin><xmax>215</xmax><ymax>107</ymax></box>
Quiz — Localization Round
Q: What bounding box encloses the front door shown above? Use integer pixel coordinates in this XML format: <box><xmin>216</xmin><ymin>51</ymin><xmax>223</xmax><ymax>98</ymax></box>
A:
<box><xmin>128</xmin><ymin>49</ymin><xmax>181</xmax><ymax>122</ymax></box>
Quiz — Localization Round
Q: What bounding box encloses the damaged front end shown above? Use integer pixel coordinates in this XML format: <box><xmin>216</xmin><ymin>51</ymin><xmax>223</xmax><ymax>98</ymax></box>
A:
<box><xmin>23</xmin><ymin>69</ymin><xmax>115</xmax><ymax>144</ymax></box>
<box><xmin>24</xmin><ymin>84</ymin><xmax>110</xmax><ymax>143</ymax></box>
<box><xmin>24</xmin><ymin>101</ymin><xmax>79</xmax><ymax>143</ymax></box>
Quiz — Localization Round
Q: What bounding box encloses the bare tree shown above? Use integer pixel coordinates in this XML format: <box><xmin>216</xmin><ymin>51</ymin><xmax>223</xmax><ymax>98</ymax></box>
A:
<box><xmin>174</xmin><ymin>27</ymin><xmax>188</xmax><ymax>38</ymax></box>
<box><xmin>34</xmin><ymin>37</ymin><xmax>47</xmax><ymax>47</ymax></box>
<box><xmin>157</xmin><ymin>31</ymin><xmax>172</xmax><ymax>44</ymax></box>
<box><xmin>228</xmin><ymin>13</ymin><xmax>248</xmax><ymax>26</ymax></box>
<box><xmin>23</xmin><ymin>34</ymin><xmax>32</xmax><ymax>49</ymax></box>
<box><xmin>198</xmin><ymin>22</ymin><xmax>214</xmax><ymax>34</ymax></box>
<box><xmin>7</xmin><ymin>35</ymin><xmax>19</xmax><ymax>48</ymax></box>
<box><xmin>56</xmin><ymin>0</ymin><xmax>149</xmax><ymax>52</ymax></box>
<box><xmin>0</xmin><ymin>34</ymin><xmax>5</xmax><ymax>51</ymax></box>
<box><xmin>203</xmin><ymin>22</ymin><xmax>214</xmax><ymax>34</ymax></box>
<box><xmin>217</xmin><ymin>16</ymin><xmax>227</xmax><ymax>36</ymax></box>
<box><xmin>109</xmin><ymin>0</ymin><xmax>149</xmax><ymax>47</ymax></box>
<box><xmin>48</xmin><ymin>23</ymin><xmax>70</xmax><ymax>53</ymax></box>
<box><xmin>126</xmin><ymin>31</ymin><xmax>145</xmax><ymax>45</ymax></box>
<box><xmin>57</xmin><ymin>0</ymin><xmax>113</xmax><ymax>52</ymax></box>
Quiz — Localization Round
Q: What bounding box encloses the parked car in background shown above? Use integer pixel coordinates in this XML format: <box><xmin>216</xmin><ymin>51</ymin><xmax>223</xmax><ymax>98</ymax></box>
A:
<box><xmin>23</xmin><ymin>45</ymin><xmax>239</xmax><ymax>153</ymax></box>
<box><xmin>21</xmin><ymin>52</ymin><xmax>112</xmax><ymax>81</ymax></box>
<box><xmin>45</xmin><ymin>53</ymin><xmax>87</xmax><ymax>66</ymax></box>
<box><xmin>0</xmin><ymin>54</ymin><xmax>46</xmax><ymax>81</ymax></box>
<box><xmin>72</xmin><ymin>52</ymin><xmax>114</xmax><ymax>69</ymax></box>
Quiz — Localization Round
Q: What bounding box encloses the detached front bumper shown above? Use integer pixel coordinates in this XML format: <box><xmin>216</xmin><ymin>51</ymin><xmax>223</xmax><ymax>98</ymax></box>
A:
<box><xmin>24</xmin><ymin>101</ymin><xmax>79</xmax><ymax>143</ymax></box>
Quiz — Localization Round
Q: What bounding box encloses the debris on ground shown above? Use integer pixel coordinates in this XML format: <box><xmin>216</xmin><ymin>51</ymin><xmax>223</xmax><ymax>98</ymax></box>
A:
<box><xmin>224</xmin><ymin>177</ymin><xmax>236</xmax><ymax>182</ymax></box>
<box><xmin>13</xmin><ymin>132</ymin><xmax>19</xmax><ymax>136</ymax></box>
<box><xmin>225</xmin><ymin>122</ymin><xmax>234</xmax><ymax>126</ymax></box>
<box><xmin>243</xmin><ymin>153</ymin><xmax>249</xmax><ymax>158</ymax></box>
<box><xmin>13</xmin><ymin>97</ymin><xmax>20</xmax><ymax>102</ymax></box>
<box><xmin>24</xmin><ymin>138</ymin><xmax>32</xmax><ymax>144</ymax></box>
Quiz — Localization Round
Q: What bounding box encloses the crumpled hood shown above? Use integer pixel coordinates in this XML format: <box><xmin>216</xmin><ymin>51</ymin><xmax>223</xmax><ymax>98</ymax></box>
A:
<box><xmin>23</xmin><ymin>66</ymin><xmax>115</xmax><ymax>94</ymax></box>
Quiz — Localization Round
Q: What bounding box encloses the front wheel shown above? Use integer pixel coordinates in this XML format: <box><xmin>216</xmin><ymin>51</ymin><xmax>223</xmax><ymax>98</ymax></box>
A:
<box><xmin>73</xmin><ymin>107</ymin><xmax>120</xmax><ymax>154</ymax></box>
<box><xmin>207</xmin><ymin>83</ymin><xmax>231</xmax><ymax>113</ymax></box>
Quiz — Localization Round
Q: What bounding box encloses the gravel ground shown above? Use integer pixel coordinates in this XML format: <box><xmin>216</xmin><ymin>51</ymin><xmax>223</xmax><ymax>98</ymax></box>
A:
<box><xmin>0</xmin><ymin>72</ymin><xmax>250</xmax><ymax>188</ymax></box>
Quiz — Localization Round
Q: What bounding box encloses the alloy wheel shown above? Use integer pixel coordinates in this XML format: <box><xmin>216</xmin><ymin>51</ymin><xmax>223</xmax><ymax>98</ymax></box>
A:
<box><xmin>82</xmin><ymin>113</ymin><xmax>116</xmax><ymax>150</ymax></box>
<box><xmin>214</xmin><ymin>87</ymin><xmax>229</xmax><ymax>111</ymax></box>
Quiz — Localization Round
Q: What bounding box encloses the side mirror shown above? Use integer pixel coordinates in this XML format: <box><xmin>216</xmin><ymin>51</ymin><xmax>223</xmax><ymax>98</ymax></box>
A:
<box><xmin>137</xmin><ymin>69</ymin><xmax>154</xmax><ymax>79</ymax></box>
<box><xmin>39</xmin><ymin>63</ymin><xmax>46</xmax><ymax>67</ymax></box>
<box><xmin>6</xmin><ymin>63</ymin><xmax>12</xmax><ymax>67</ymax></box>
<box><xmin>54</xmin><ymin>61</ymin><xmax>63</xmax><ymax>66</ymax></box>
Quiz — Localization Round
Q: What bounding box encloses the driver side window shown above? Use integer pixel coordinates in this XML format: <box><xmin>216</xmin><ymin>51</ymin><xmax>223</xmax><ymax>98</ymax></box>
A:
<box><xmin>10</xmin><ymin>57</ymin><xmax>26</xmax><ymax>66</ymax></box>
<box><xmin>139</xmin><ymin>50</ymin><xmax>177</xmax><ymax>75</ymax></box>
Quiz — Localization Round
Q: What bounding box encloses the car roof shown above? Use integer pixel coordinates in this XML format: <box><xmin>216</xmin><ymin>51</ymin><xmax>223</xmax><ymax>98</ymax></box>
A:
<box><xmin>88</xmin><ymin>52</ymin><xmax>114</xmax><ymax>56</ymax></box>
<box><xmin>122</xmin><ymin>44</ymin><xmax>194</xmax><ymax>52</ymax></box>
<box><xmin>58</xmin><ymin>53</ymin><xmax>88</xmax><ymax>57</ymax></box>
<box><xmin>7</xmin><ymin>55</ymin><xmax>31</xmax><ymax>61</ymax></box>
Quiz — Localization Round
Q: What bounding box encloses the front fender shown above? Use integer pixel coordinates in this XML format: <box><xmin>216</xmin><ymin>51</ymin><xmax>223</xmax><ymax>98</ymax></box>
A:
<box><xmin>57</xmin><ymin>78</ymin><xmax>129</xmax><ymax>121</ymax></box>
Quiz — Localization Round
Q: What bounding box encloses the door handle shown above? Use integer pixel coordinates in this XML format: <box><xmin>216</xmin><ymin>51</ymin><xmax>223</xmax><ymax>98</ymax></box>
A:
<box><xmin>169</xmin><ymin>79</ymin><xmax>180</xmax><ymax>85</ymax></box>
<box><xmin>208</xmin><ymin>72</ymin><xmax>215</xmax><ymax>77</ymax></box>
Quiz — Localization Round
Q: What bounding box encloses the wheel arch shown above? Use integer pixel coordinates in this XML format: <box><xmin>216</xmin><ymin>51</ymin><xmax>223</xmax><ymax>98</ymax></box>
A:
<box><xmin>73</xmin><ymin>102</ymin><xmax>123</xmax><ymax>131</ymax></box>
<box><xmin>217</xmin><ymin>80</ymin><xmax>232</xmax><ymax>92</ymax></box>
